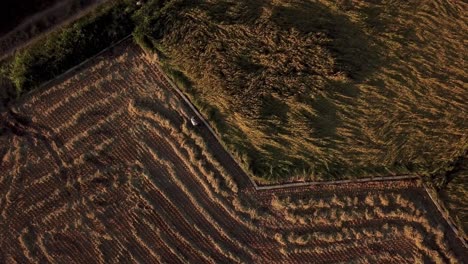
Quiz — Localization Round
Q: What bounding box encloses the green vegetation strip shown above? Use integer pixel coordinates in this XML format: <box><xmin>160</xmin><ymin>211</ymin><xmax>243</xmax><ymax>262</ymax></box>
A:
<box><xmin>0</xmin><ymin>0</ymin><xmax>137</xmax><ymax>98</ymax></box>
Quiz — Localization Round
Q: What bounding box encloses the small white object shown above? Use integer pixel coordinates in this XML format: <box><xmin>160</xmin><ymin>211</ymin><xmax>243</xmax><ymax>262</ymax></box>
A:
<box><xmin>190</xmin><ymin>116</ymin><xmax>199</xmax><ymax>126</ymax></box>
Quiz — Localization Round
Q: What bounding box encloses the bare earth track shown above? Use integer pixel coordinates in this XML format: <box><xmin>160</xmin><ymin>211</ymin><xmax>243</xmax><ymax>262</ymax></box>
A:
<box><xmin>0</xmin><ymin>42</ymin><xmax>466</xmax><ymax>263</ymax></box>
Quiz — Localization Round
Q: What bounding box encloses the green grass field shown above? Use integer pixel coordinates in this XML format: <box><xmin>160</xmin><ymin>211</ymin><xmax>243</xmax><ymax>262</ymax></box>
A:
<box><xmin>135</xmin><ymin>0</ymin><xmax>467</xmax><ymax>183</ymax></box>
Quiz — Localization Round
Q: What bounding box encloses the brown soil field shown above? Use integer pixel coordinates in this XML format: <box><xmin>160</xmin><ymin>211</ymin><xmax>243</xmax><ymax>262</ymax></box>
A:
<box><xmin>0</xmin><ymin>41</ymin><xmax>466</xmax><ymax>263</ymax></box>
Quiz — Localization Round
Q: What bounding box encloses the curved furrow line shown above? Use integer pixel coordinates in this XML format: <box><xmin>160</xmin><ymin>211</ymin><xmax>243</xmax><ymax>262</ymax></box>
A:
<box><xmin>137</xmin><ymin>218</ymin><xmax>185</xmax><ymax>264</ymax></box>
<box><xmin>104</xmin><ymin>126</ymin><xmax>243</xmax><ymax>262</ymax></box>
<box><xmin>175</xmin><ymin>121</ymin><xmax>243</xmax><ymax>192</ymax></box>
<box><xmin>40</xmin><ymin>83</ymin><xmax>120</xmax><ymax>130</ymax></box>
<box><xmin>283</xmin><ymin>236</ymin><xmax>411</xmax><ymax>264</ymax></box>
<box><xmin>273</xmin><ymin>193</ymin><xmax>422</xmax><ymax>220</ymax></box>
<box><xmin>41</xmin><ymin>82</ymin><xmax>99</xmax><ymax>118</ymax></box>
<box><xmin>141</xmin><ymin>136</ymin><xmax>278</xmax><ymax>262</ymax></box>
<box><xmin>137</xmin><ymin>110</ymin><xmax>245</xmax><ymax>206</ymax></box>
<box><xmin>27</xmin><ymin>55</ymin><xmax>117</xmax><ymax>106</ymax></box>
<box><xmin>35</xmin><ymin>234</ymin><xmax>56</xmax><ymax>263</ymax></box>
<box><xmin>133</xmin><ymin>130</ymin><xmax>252</xmax><ymax>262</ymax></box>
<box><xmin>101</xmin><ymin>243</ymin><xmax>132</xmax><ymax>264</ymax></box>
<box><xmin>53</xmin><ymin>91</ymin><xmax>122</xmax><ymax>135</ymax></box>
<box><xmin>57</xmin><ymin>97</ymin><xmax>129</xmax><ymax>146</ymax></box>
<box><xmin>134</xmin><ymin>217</ymin><xmax>183</xmax><ymax>264</ymax></box>
<box><xmin>279</xmin><ymin>222</ymin><xmax>417</xmax><ymax>249</ymax></box>
<box><xmin>130</xmin><ymin>71</ymin><xmax>175</xmax><ymax>104</ymax></box>
<box><xmin>134</xmin><ymin>106</ymin><xmax>242</xmax><ymax>198</ymax></box>
<box><xmin>121</xmin><ymin>62</ymin><xmax>164</xmax><ymax>90</ymax></box>
<box><xmin>142</xmin><ymin>108</ymin><xmax>362</xmax><ymax>237</ymax></box>
<box><xmin>62</xmin><ymin>108</ymin><xmax>125</xmax><ymax>151</ymax></box>
<box><xmin>22</xmin><ymin>133</ymin><xmax>115</xmax><ymax>192</ymax></box>
<box><xmin>135</xmin><ymin>151</ymin><xmax>241</xmax><ymax>263</ymax></box>
<box><xmin>26</xmin><ymin>73</ymin><xmax>101</xmax><ymax>113</ymax></box>
<box><xmin>16</xmin><ymin>225</ymin><xmax>53</xmax><ymax>263</ymax></box>
<box><xmin>16</xmin><ymin>137</ymin><xmax>83</xmax><ymax>190</ymax></box>
<box><xmin>132</xmin><ymin>111</ymin><xmax>286</xmax><ymax>259</ymax></box>
<box><xmin>191</xmin><ymin>124</ymin><xmax>256</xmax><ymax>190</ymax></box>
<box><xmin>113</xmin><ymin>214</ymin><xmax>162</xmax><ymax>264</ymax></box>
<box><xmin>143</xmin><ymin>119</ymin><xmax>280</xmax><ymax>238</ymax></box>
<box><xmin>102</xmin><ymin>129</ymin><xmax>222</xmax><ymax>263</ymax></box>
<box><xmin>0</xmin><ymin>137</ymin><xmax>19</xmax><ymax>217</ymax></box>
<box><xmin>373</xmin><ymin>213</ymin><xmax>456</xmax><ymax>262</ymax></box>
<box><xmin>79</xmin><ymin>202</ymin><xmax>140</xmax><ymax>264</ymax></box>
<box><xmin>129</xmin><ymin>174</ymin><xmax>218</xmax><ymax>263</ymax></box>
<box><xmin>33</xmin><ymin>53</ymin><xmax>125</xmax><ymax>110</ymax></box>
<box><xmin>40</xmin><ymin>231</ymin><xmax>100</xmax><ymax>264</ymax></box>
<box><xmin>274</xmin><ymin>190</ymin><xmax>420</xmax><ymax>210</ymax></box>
<box><xmin>0</xmin><ymin>137</ymin><xmax>27</xmax><ymax>220</ymax></box>
<box><xmin>15</xmin><ymin>137</ymin><xmax>116</xmax><ymax>220</ymax></box>
<box><xmin>144</xmin><ymin>76</ymin><xmax>194</xmax><ymax>120</ymax></box>
<box><xmin>61</xmin><ymin>116</ymin><xmax>130</xmax><ymax>162</ymax></box>
<box><xmin>284</xmin><ymin>215</ymin><xmax>419</xmax><ymax>237</ymax></box>
<box><xmin>131</xmin><ymin>98</ymin><xmax>185</xmax><ymax>129</ymax></box>
<box><xmin>131</xmin><ymin>203</ymin><xmax>194</xmax><ymax>262</ymax></box>
<box><xmin>17</xmin><ymin>227</ymin><xmax>40</xmax><ymax>263</ymax></box>
<box><xmin>259</xmin><ymin>191</ymin><xmax>422</xmax><ymax>213</ymax></box>
<box><xmin>275</xmin><ymin>204</ymin><xmax>451</xmax><ymax>263</ymax></box>
<box><xmin>53</xmin><ymin>82</ymin><xmax>124</xmax><ymax>131</ymax></box>
<box><xmin>80</xmin><ymin>191</ymin><xmax>157</xmax><ymax>264</ymax></box>
<box><xmin>174</xmin><ymin>129</ymin><xmax>273</xmax><ymax>225</ymax></box>
<box><xmin>265</xmin><ymin>192</ymin><xmax>452</xmax><ymax>258</ymax></box>
<box><xmin>281</xmin><ymin>206</ymin><xmax>421</xmax><ymax>226</ymax></box>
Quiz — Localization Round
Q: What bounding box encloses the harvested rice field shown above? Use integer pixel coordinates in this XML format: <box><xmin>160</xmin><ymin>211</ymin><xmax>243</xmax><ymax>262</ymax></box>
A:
<box><xmin>0</xmin><ymin>42</ymin><xmax>466</xmax><ymax>263</ymax></box>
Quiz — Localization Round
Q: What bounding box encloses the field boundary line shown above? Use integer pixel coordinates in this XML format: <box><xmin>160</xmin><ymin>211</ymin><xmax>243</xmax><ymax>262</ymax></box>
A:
<box><xmin>254</xmin><ymin>175</ymin><xmax>420</xmax><ymax>190</ymax></box>
<box><xmin>422</xmin><ymin>184</ymin><xmax>467</xmax><ymax>248</ymax></box>
<box><xmin>153</xmin><ymin>64</ymin><xmax>468</xmax><ymax>250</ymax></box>
<box><xmin>151</xmin><ymin>60</ymin><xmax>261</xmax><ymax>190</ymax></box>
<box><xmin>150</xmin><ymin>56</ymin><xmax>424</xmax><ymax>191</ymax></box>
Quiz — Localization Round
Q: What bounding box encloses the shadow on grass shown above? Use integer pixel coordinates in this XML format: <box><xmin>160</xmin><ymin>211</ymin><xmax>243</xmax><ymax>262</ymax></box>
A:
<box><xmin>270</xmin><ymin>0</ymin><xmax>382</xmax><ymax>81</ymax></box>
<box><xmin>203</xmin><ymin>0</ymin><xmax>270</xmax><ymax>25</ymax></box>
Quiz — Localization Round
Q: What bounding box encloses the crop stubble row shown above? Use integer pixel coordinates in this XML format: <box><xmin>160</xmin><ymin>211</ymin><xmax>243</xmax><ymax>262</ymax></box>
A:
<box><xmin>0</xmin><ymin>42</ymin><xmax>466</xmax><ymax>263</ymax></box>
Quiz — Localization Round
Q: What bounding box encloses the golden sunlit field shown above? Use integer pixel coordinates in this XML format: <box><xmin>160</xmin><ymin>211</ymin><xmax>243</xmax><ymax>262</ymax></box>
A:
<box><xmin>141</xmin><ymin>0</ymin><xmax>467</xmax><ymax>183</ymax></box>
<box><xmin>0</xmin><ymin>42</ymin><xmax>466</xmax><ymax>263</ymax></box>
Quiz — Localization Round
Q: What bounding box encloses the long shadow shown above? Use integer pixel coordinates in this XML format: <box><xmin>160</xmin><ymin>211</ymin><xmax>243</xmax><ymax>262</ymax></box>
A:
<box><xmin>202</xmin><ymin>0</ymin><xmax>270</xmax><ymax>25</ymax></box>
<box><xmin>270</xmin><ymin>0</ymin><xmax>383</xmax><ymax>81</ymax></box>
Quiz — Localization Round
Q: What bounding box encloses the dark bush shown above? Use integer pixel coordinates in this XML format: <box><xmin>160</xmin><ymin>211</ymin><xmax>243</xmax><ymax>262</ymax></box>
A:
<box><xmin>7</xmin><ymin>0</ymin><xmax>136</xmax><ymax>96</ymax></box>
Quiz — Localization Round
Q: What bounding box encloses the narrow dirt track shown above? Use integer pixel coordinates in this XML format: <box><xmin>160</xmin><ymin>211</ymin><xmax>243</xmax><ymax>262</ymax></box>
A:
<box><xmin>0</xmin><ymin>41</ymin><xmax>466</xmax><ymax>263</ymax></box>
